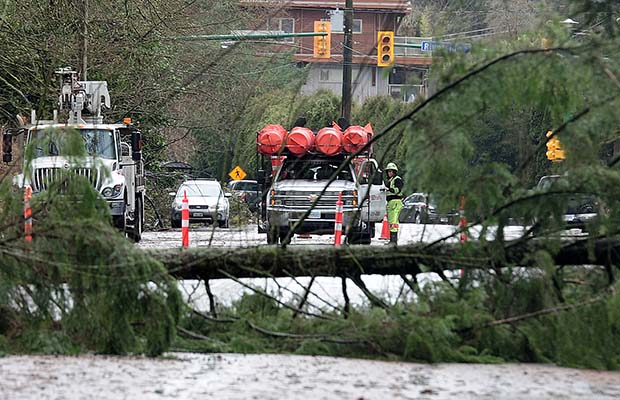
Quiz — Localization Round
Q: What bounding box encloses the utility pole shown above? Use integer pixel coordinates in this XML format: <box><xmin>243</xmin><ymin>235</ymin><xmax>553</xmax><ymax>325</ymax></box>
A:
<box><xmin>341</xmin><ymin>0</ymin><xmax>353</xmax><ymax>122</ymax></box>
<box><xmin>81</xmin><ymin>0</ymin><xmax>88</xmax><ymax>80</ymax></box>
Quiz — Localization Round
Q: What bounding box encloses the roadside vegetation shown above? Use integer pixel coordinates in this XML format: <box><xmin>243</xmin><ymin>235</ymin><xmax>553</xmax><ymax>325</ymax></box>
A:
<box><xmin>1</xmin><ymin>0</ymin><xmax>620</xmax><ymax>370</ymax></box>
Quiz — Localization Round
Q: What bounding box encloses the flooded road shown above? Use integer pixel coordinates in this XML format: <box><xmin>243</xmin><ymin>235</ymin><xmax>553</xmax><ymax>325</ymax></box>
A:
<box><xmin>2</xmin><ymin>353</ymin><xmax>619</xmax><ymax>399</ymax></box>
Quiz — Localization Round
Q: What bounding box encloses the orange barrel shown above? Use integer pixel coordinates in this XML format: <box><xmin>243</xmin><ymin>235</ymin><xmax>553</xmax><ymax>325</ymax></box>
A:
<box><xmin>343</xmin><ymin>125</ymin><xmax>372</xmax><ymax>153</ymax></box>
<box><xmin>257</xmin><ymin>124</ymin><xmax>287</xmax><ymax>155</ymax></box>
<box><xmin>286</xmin><ymin>127</ymin><xmax>315</xmax><ymax>156</ymax></box>
<box><xmin>315</xmin><ymin>127</ymin><xmax>343</xmax><ymax>156</ymax></box>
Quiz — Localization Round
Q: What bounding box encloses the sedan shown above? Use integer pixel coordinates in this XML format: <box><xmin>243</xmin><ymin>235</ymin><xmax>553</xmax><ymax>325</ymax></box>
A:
<box><xmin>400</xmin><ymin>193</ymin><xmax>459</xmax><ymax>225</ymax></box>
<box><xmin>170</xmin><ymin>179</ymin><xmax>231</xmax><ymax>228</ymax></box>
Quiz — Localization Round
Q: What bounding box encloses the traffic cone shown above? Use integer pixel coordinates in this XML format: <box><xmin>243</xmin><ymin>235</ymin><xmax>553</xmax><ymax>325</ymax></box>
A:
<box><xmin>379</xmin><ymin>213</ymin><xmax>390</xmax><ymax>240</ymax></box>
<box><xmin>24</xmin><ymin>185</ymin><xmax>33</xmax><ymax>245</ymax></box>
<box><xmin>334</xmin><ymin>192</ymin><xmax>343</xmax><ymax>247</ymax></box>
<box><xmin>181</xmin><ymin>190</ymin><xmax>189</xmax><ymax>248</ymax></box>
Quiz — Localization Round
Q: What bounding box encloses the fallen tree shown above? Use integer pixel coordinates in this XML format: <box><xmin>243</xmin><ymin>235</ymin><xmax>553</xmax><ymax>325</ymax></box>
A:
<box><xmin>149</xmin><ymin>235</ymin><xmax>620</xmax><ymax>280</ymax></box>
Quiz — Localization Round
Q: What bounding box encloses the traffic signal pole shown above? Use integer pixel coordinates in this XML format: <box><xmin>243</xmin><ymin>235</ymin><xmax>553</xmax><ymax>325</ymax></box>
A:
<box><xmin>174</xmin><ymin>32</ymin><xmax>328</xmax><ymax>41</ymax></box>
<box><xmin>341</xmin><ymin>0</ymin><xmax>353</xmax><ymax>122</ymax></box>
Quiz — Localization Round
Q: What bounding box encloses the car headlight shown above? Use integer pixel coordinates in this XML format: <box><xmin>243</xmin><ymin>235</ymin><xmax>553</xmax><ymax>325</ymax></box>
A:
<box><xmin>174</xmin><ymin>202</ymin><xmax>183</xmax><ymax>210</ymax></box>
<box><xmin>102</xmin><ymin>187</ymin><xmax>113</xmax><ymax>197</ymax></box>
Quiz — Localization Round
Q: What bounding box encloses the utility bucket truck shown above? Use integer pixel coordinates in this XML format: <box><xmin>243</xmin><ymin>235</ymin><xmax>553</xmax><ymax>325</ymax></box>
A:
<box><xmin>257</xmin><ymin>121</ymin><xmax>386</xmax><ymax>244</ymax></box>
<box><xmin>2</xmin><ymin>68</ymin><xmax>145</xmax><ymax>242</ymax></box>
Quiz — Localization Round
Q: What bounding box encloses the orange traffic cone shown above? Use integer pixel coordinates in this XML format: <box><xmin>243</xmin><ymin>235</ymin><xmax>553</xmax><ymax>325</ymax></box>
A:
<box><xmin>379</xmin><ymin>213</ymin><xmax>390</xmax><ymax>240</ymax></box>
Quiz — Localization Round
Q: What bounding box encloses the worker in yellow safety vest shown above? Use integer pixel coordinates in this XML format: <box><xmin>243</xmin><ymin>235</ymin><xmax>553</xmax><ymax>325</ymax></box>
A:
<box><xmin>384</xmin><ymin>162</ymin><xmax>403</xmax><ymax>245</ymax></box>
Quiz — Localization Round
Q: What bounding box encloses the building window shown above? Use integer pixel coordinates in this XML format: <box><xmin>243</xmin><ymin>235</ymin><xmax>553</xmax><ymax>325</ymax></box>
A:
<box><xmin>278</xmin><ymin>18</ymin><xmax>294</xmax><ymax>42</ymax></box>
<box><xmin>330</xmin><ymin>18</ymin><xmax>362</xmax><ymax>34</ymax></box>
<box><xmin>320</xmin><ymin>69</ymin><xmax>330</xmax><ymax>81</ymax></box>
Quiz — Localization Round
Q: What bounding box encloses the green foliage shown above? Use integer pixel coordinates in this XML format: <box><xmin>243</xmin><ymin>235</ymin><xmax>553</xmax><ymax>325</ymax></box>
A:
<box><xmin>389</xmin><ymin>18</ymin><xmax>620</xmax><ymax>244</ymax></box>
<box><xmin>235</xmin><ymin>292</ymin><xmax>280</xmax><ymax>319</ymax></box>
<box><xmin>178</xmin><ymin>271</ymin><xmax>620</xmax><ymax>369</ymax></box>
<box><xmin>353</xmin><ymin>96</ymin><xmax>416</xmax><ymax>169</ymax></box>
<box><xmin>290</xmin><ymin>90</ymin><xmax>341</xmax><ymax>130</ymax></box>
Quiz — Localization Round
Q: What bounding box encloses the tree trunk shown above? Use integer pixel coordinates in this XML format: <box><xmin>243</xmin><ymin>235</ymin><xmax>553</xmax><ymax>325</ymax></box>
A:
<box><xmin>148</xmin><ymin>237</ymin><xmax>620</xmax><ymax>280</ymax></box>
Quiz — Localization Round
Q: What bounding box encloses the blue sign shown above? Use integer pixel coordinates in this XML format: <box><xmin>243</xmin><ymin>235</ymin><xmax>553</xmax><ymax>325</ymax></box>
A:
<box><xmin>420</xmin><ymin>41</ymin><xmax>471</xmax><ymax>53</ymax></box>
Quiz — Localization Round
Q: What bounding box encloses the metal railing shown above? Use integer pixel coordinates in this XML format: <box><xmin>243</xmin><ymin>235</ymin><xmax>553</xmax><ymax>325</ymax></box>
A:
<box><xmin>388</xmin><ymin>84</ymin><xmax>425</xmax><ymax>103</ymax></box>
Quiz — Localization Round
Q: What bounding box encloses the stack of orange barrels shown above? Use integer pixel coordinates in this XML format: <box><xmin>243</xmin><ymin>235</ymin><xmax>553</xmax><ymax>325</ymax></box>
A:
<box><xmin>256</xmin><ymin>122</ymin><xmax>373</xmax><ymax>158</ymax></box>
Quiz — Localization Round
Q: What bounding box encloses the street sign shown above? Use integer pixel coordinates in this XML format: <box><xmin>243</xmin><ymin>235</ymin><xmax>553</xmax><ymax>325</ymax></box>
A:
<box><xmin>229</xmin><ymin>165</ymin><xmax>247</xmax><ymax>181</ymax></box>
<box><xmin>420</xmin><ymin>41</ymin><xmax>471</xmax><ymax>53</ymax></box>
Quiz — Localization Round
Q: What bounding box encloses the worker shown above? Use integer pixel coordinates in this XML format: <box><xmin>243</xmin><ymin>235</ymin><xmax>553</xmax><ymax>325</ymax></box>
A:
<box><xmin>384</xmin><ymin>162</ymin><xmax>403</xmax><ymax>245</ymax></box>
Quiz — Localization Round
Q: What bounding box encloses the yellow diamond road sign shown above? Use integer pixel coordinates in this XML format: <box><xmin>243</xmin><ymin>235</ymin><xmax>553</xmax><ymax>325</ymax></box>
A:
<box><xmin>229</xmin><ymin>165</ymin><xmax>247</xmax><ymax>181</ymax></box>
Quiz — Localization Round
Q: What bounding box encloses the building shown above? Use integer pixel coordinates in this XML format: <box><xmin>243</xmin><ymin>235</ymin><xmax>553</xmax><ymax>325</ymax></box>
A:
<box><xmin>239</xmin><ymin>0</ymin><xmax>432</xmax><ymax>104</ymax></box>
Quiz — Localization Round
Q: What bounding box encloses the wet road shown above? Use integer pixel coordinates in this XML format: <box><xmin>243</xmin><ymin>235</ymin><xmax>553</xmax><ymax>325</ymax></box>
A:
<box><xmin>138</xmin><ymin>222</ymin><xmax>536</xmax><ymax>250</ymax></box>
<box><xmin>2</xmin><ymin>353</ymin><xmax>619</xmax><ymax>400</ymax></box>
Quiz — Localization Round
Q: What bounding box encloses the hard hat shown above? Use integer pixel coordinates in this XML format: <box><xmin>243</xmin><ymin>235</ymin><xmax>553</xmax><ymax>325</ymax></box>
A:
<box><xmin>386</xmin><ymin>162</ymin><xmax>398</xmax><ymax>171</ymax></box>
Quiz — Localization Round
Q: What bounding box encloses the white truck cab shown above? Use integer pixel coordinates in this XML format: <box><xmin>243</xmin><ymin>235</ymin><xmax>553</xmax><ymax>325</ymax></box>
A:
<box><xmin>3</xmin><ymin>68</ymin><xmax>145</xmax><ymax>241</ymax></box>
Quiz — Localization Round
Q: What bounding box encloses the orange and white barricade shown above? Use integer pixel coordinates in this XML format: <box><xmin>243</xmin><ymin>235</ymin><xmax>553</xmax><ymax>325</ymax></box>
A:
<box><xmin>271</xmin><ymin>155</ymin><xmax>285</xmax><ymax>176</ymax></box>
<box><xmin>458</xmin><ymin>196</ymin><xmax>467</xmax><ymax>243</ymax></box>
<box><xmin>334</xmin><ymin>192</ymin><xmax>343</xmax><ymax>247</ymax></box>
<box><xmin>24</xmin><ymin>185</ymin><xmax>33</xmax><ymax>244</ymax></box>
<box><xmin>182</xmin><ymin>190</ymin><xmax>189</xmax><ymax>248</ymax></box>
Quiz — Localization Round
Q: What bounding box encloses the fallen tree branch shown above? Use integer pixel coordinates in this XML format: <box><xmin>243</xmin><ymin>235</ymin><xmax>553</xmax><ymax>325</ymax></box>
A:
<box><xmin>486</xmin><ymin>296</ymin><xmax>607</xmax><ymax>327</ymax></box>
<box><xmin>189</xmin><ymin>307</ymin><xmax>362</xmax><ymax>344</ymax></box>
<box><xmin>148</xmin><ymin>236</ymin><xmax>620</xmax><ymax>280</ymax></box>
<box><xmin>216</xmin><ymin>269</ymin><xmax>335</xmax><ymax>320</ymax></box>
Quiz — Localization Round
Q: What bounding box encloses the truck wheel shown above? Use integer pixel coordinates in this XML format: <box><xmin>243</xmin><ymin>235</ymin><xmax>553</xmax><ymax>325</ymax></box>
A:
<box><xmin>346</xmin><ymin>230</ymin><xmax>360</xmax><ymax>245</ymax></box>
<box><xmin>278</xmin><ymin>229</ymin><xmax>290</xmax><ymax>244</ymax></box>
<box><xmin>129</xmin><ymin>197</ymin><xmax>143</xmax><ymax>243</ymax></box>
<box><xmin>414</xmin><ymin>212</ymin><xmax>422</xmax><ymax>224</ymax></box>
<box><xmin>266</xmin><ymin>225</ymin><xmax>278</xmax><ymax>244</ymax></box>
<box><xmin>113</xmin><ymin>215</ymin><xmax>126</xmax><ymax>231</ymax></box>
<box><xmin>218</xmin><ymin>218</ymin><xmax>229</xmax><ymax>228</ymax></box>
<box><xmin>171</xmin><ymin>218</ymin><xmax>181</xmax><ymax>229</ymax></box>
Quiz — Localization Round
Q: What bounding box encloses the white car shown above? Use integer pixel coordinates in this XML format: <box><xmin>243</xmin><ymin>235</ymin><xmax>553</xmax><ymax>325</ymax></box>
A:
<box><xmin>170</xmin><ymin>179</ymin><xmax>231</xmax><ymax>228</ymax></box>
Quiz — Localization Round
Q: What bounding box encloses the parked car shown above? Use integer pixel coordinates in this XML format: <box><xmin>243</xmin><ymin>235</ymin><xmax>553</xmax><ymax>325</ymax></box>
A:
<box><xmin>400</xmin><ymin>192</ymin><xmax>459</xmax><ymax>225</ymax></box>
<box><xmin>535</xmin><ymin>175</ymin><xmax>601</xmax><ymax>231</ymax></box>
<box><xmin>170</xmin><ymin>179</ymin><xmax>231</xmax><ymax>228</ymax></box>
<box><xmin>228</xmin><ymin>179</ymin><xmax>260</xmax><ymax>212</ymax></box>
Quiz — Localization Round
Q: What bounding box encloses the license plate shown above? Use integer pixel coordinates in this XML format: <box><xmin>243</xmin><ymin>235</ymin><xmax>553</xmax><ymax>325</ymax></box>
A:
<box><xmin>308</xmin><ymin>210</ymin><xmax>321</xmax><ymax>219</ymax></box>
<box><xmin>193</xmin><ymin>212</ymin><xmax>204</xmax><ymax>217</ymax></box>
<box><xmin>440</xmin><ymin>217</ymin><xmax>448</xmax><ymax>223</ymax></box>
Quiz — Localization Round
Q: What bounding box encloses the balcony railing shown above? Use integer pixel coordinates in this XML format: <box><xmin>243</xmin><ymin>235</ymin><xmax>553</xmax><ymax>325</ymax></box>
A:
<box><xmin>389</xmin><ymin>84</ymin><xmax>425</xmax><ymax>103</ymax></box>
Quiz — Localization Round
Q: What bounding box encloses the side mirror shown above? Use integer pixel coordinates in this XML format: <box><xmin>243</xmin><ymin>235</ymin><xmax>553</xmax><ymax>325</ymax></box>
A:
<box><xmin>224</xmin><ymin>192</ymin><xmax>232</xmax><ymax>198</ymax></box>
<box><xmin>2</xmin><ymin>132</ymin><xmax>12</xmax><ymax>163</ymax></box>
<box><xmin>372</xmin><ymin>170</ymin><xmax>384</xmax><ymax>185</ymax></box>
<box><xmin>131</xmin><ymin>130</ymin><xmax>142</xmax><ymax>161</ymax></box>
<box><xmin>120</xmin><ymin>142</ymin><xmax>130</xmax><ymax>157</ymax></box>
<box><xmin>168</xmin><ymin>192</ymin><xmax>176</xmax><ymax>197</ymax></box>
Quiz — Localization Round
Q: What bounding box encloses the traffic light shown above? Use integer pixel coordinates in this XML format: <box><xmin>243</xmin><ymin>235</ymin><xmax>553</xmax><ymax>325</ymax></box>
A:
<box><xmin>377</xmin><ymin>31</ymin><xmax>394</xmax><ymax>67</ymax></box>
<box><xmin>313</xmin><ymin>21</ymin><xmax>331</xmax><ymax>59</ymax></box>
<box><xmin>545</xmin><ymin>130</ymin><xmax>565</xmax><ymax>161</ymax></box>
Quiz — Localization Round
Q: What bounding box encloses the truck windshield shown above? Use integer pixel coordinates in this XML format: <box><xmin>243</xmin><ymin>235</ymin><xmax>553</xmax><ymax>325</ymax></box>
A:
<box><xmin>30</xmin><ymin>128</ymin><xmax>116</xmax><ymax>159</ymax></box>
<box><xmin>278</xmin><ymin>159</ymin><xmax>353</xmax><ymax>181</ymax></box>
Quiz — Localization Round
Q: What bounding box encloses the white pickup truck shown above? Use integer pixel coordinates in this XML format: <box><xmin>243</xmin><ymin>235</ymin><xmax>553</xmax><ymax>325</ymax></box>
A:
<box><xmin>264</xmin><ymin>154</ymin><xmax>386</xmax><ymax>244</ymax></box>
